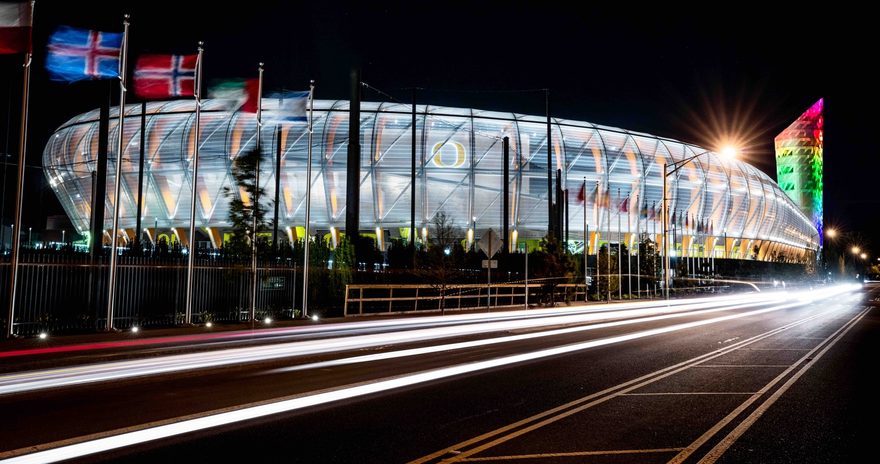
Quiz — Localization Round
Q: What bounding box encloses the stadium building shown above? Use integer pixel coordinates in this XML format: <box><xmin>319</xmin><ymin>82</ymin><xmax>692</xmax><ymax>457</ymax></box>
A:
<box><xmin>43</xmin><ymin>99</ymin><xmax>819</xmax><ymax>262</ymax></box>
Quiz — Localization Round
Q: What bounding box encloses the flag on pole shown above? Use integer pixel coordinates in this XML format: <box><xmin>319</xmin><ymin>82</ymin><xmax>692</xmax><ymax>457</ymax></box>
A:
<box><xmin>618</xmin><ymin>194</ymin><xmax>629</xmax><ymax>213</ymax></box>
<box><xmin>208</xmin><ymin>78</ymin><xmax>259</xmax><ymax>112</ymax></box>
<box><xmin>133</xmin><ymin>54</ymin><xmax>197</xmax><ymax>99</ymax></box>
<box><xmin>649</xmin><ymin>201</ymin><xmax>656</xmax><ymax>220</ymax></box>
<box><xmin>45</xmin><ymin>26</ymin><xmax>122</xmax><ymax>82</ymax></box>
<box><xmin>576</xmin><ymin>182</ymin><xmax>586</xmax><ymax>204</ymax></box>
<box><xmin>0</xmin><ymin>1</ymin><xmax>31</xmax><ymax>54</ymax></box>
<box><xmin>266</xmin><ymin>90</ymin><xmax>308</xmax><ymax>122</ymax></box>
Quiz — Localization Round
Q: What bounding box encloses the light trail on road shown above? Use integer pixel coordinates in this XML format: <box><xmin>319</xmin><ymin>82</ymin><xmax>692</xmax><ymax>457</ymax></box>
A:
<box><xmin>0</xmin><ymin>293</ymin><xmax>784</xmax><ymax>359</ymax></box>
<box><xmin>0</xmin><ymin>284</ymin><xmax>860</xmax><ymax>464</ymax></box>
<box><xmin>0</xmin><ymin>292</ymin><xmax>789</xmax><ymax>396</ymax></box>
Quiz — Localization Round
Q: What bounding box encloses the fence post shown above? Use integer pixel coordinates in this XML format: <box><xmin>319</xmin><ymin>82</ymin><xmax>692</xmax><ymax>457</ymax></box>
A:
<box><xmin>343</xmin><ymin>284</ymin><xmax>349</xmax><ymax>317</ymax></box>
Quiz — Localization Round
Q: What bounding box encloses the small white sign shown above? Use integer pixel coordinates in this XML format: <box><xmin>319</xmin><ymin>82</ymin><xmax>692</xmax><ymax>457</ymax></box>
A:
<box><xmin>481</xmin><ymin>259</ymin><xmax>498</xmax><ymax>269</ymax></box>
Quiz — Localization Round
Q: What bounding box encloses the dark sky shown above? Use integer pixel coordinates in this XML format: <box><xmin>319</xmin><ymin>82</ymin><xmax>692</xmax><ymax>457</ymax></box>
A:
<box><xmin>0</xmin><ymin>1</ymin><xmax>875</xmax><ymax>254</ymax></box>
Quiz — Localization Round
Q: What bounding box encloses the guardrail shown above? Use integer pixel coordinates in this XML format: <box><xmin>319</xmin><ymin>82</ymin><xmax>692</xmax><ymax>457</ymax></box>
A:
<box><xmin>343</xmin><ymin>282</ymin><xmax>587</xmax><ymax>316</ymax></box>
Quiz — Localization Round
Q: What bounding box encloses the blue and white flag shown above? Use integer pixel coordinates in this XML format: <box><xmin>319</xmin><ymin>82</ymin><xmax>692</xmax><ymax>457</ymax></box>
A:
<box><xmin>45</xmin><ymin>26</ymin><xmax>122</xmax><ymax>82</ymax></box>
<box><xmin>266</xmin><ymin>90</ymin><xmax>308</xmax><ymax>122</ymax></box>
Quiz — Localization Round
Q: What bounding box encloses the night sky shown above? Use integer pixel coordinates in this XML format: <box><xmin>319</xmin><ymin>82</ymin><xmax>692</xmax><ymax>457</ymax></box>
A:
<box><xmin>0</xmin><ymin>2</ymin><xmax>874</xmax><ymax>253</ymax></box>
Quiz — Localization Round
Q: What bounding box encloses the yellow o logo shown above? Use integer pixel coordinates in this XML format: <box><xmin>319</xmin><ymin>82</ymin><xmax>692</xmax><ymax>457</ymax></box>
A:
<box><xmin>431</xmin><ymin>141</ymin><xmax>466</xmax><ymax>168</ymax></box>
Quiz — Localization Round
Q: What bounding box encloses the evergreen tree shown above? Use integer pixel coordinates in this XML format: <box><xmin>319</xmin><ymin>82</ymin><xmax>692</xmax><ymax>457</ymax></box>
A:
<box><xmin>223</xmin><ymin>147</ymin><xmax>272</xmax><ymax>258</ymax></box>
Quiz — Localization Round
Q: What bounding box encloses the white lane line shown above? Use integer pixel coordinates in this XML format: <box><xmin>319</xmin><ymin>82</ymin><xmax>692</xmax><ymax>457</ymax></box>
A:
<box><xmin>745</xmin><ymin>348</ymin><xmax>811</xmax><ymax>351</ymax></box>
<box><xmin>0</xmin><ymin>297</ymin><xmax>842</xmax><ymax>464</ymax></box>
<box><xmin>692</xmin><ymin>365</ymin><xmax>791</xmax><ymax>368</ymax></box>
<box><xmin>621</xmin><ymin>392</ymin><xmax>755</xmax><ymax>396</ymax></box>
<box><xmin>695</xmin><ymin>307</ymin><xmax>871</xmax><ymax>464</ymax></box>
<box><xmin>459</xmin><ymin>448</ymin><xmax>684</xmax><ymax>461</ymax></box>
<box><xmin>667</xmin><ymin>306</ymin><xmax>870</xmax><ymax>464</ymax></box>
<box><xmin>409</xmin><ymin>305</ymin><xmax>844</xmax><ymax>464</ymax></box>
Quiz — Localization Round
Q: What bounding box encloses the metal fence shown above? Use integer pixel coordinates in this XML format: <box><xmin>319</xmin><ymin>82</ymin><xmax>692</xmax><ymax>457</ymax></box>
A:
<box><xmin>344</xmin><ymin>282</ymin><xmax>587</xmax><ymax>316</ymax></box>
<box><xmin>0</xmin><ymin>252</ymin><xmax>299</xmax><ymax>336</ymax></box>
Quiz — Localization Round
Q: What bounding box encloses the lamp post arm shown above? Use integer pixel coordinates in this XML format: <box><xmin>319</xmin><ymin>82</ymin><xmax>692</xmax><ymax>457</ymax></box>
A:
<box><xmin>667</xmin><ymin>150</ymin><xmax>713</xmax><ymax>176</ymax></box>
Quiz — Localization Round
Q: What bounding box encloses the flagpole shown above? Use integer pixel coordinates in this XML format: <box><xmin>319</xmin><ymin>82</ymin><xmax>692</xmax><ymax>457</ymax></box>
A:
<box><xmin>105</xmin><ymin>14</ymin><xmax>130</xmax><ymax>331</ymax></box>
<box><xmin>184</xmin><ymin>42</ymin><xmax>204</xmax><ymax>325</ymax></box>
<box><xmin>582</xmin><ymin>177</ymin><xmax>587</xmax><ymax>302</ymax></box>
<box><xmin>627</xmin><ymin>195</ymin><xmax>632</xmax><ymax>299</ymax></box>
<box><xmin>617</xmin><ymin>188</ymin><xmax>621</xmax><ymax>301</ymax></box>
<box><xmin>5</xmin><ymin>1</ymin><xmax>34</xmax><ymax>338</ymax></box>
<box><xmin>250</xmin><ymin>62</ymin><xmax>263</xmax><ymax>322</ymax></box>
<box><xmin>602</xmin><ymin>185</ymin><xmax>611</xmax><ymax>303</ymax></box>
<box><xmin>636</xmin><ymin>196</ymin><xmax>641</xmax><ymax>299</ymax></box>
<box><xmin>302</xmin><ymin>80</ymin><xmax>314</xmax><ymax>318</ymax></box>
<box><xmin>594</xmin><ymin>181</ymin><xmax>599</xmax><ymax>303</ymax></box>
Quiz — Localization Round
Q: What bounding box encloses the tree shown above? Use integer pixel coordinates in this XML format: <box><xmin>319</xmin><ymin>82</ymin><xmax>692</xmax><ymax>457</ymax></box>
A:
<box><xmin>415</xmin><ymin>212</ymin><xmax>464</xmax><ymax>313</ymax></box>
<box><xmin>639</xmin><ymin>239</ymin><xmax>659</xmax><ymax>295</ymax></box>
<box><xmin>223</xmin><ymin>147</ymin><xmax>271</xmax><ymax>258</ymax></box>
<box><xmin>597</xmin><ymin>243</ymin><xmax>619</xmax><ymax>301</ymax></box>
<box><xmin>532</xmin><ymin>234</ymin><xmax>574</xmax><ymax>306</ymax></box>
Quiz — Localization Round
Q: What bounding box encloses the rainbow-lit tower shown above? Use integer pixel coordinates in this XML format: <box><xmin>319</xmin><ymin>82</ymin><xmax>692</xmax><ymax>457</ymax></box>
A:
<box><xmin>775</xmin><ymin>98</ymin><xmax>823</xmax><ymax>244</ymax></box>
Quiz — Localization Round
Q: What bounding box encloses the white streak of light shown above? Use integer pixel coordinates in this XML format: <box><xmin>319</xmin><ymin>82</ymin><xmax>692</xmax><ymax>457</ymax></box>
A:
<box><xmin>0</xmin><ymin>294</ymin><xmax>783</xmax><ymax>395</ymax></box>
<box><xmin>1</xmin><ymin>285</ymin><xmax>857</xmax><ymax>464</ymax></box>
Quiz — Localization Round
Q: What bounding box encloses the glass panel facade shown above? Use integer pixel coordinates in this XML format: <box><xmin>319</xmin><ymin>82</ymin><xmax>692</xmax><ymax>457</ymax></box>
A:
<box><xmin>43</xmin><ymin>99</ymin><xmax>819</xmax><ymax>257</ymax></box>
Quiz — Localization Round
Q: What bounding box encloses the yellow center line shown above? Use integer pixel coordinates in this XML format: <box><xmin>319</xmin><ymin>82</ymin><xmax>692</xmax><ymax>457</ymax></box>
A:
<box><xmin>622</xmin><ymin>392</ymin><xmax>755</xmax><ymax>396</ymax></box>
<box><xmin>412</xmin><ymin>308</ymin><xmax>839</xmax><ymax>464</ymax></box>
<box><xmin>460</xmin><ymin>447</ymin><xmax>684</xmax><ymax>461</ymax></box>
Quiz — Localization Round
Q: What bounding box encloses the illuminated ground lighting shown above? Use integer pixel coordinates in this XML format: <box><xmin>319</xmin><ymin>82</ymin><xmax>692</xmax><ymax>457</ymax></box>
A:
<box><xmin>264</xmin><ymin>318</ymin><xmax>273</xmax><ymax>324</ymax></box>
<box><xmin>1</xmin><ymin>286</ymin><xmax>859</xmax><ymax>464</ymax></box>
<box><xmin>205</xmin><ymin>322</ymin><xmax>213</xmax><ymax>328</ymax></box>
<box><xmin>131</xmin><ymin>327</ymin><xmax>139</xmax><ymax>334</ymax></box>
<box><xmin>311</xmin><ymin>315</ymin><xmax>319</xmax><ymax>321</ymax></box>
<box><xmin>38</xmin><ymin>333</ymin><xmax>48</xmax><ymax>340</ymax></box>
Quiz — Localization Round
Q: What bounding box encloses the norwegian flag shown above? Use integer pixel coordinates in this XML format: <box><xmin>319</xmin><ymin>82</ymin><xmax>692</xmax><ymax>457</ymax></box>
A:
<box><xmin>133</xmin><ymin>54</ymin><xmax>197</xmax><ymax>99</ymax></box>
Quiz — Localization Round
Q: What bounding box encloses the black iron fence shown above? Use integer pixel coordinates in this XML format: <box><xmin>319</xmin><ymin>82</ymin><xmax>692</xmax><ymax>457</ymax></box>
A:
<box><xmin>0</xmin><ymin>252</ymin><xmax>298</xmax><ymax>336</ymax></box>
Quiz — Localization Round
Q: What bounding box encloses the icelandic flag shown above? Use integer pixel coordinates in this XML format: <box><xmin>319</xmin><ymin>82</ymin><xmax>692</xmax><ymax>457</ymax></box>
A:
<box><xmin>266</xmin><ymin>90</ymin><xmax>308</xmax><ymax>122</ymax></box>
<box><xmin>45</xmin><ymin>26</ymin><xmax>122</xmax><ymax>82</ymax></box>
<box><xmin>133</xmin><ymin>54</ymin><xmax>197</xmax><ymax>99</ymax></box>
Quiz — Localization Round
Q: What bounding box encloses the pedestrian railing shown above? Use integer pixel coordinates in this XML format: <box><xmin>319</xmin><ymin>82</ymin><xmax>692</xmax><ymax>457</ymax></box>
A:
<box><xmin>0</xmin><ymin>253</ymin><xmax>299</xmax><ymax>336</ymax></box>
<box><xmin>343</xmin><ymin>281</ymin><xmax>587</xmax><ymax>316</ymax></box>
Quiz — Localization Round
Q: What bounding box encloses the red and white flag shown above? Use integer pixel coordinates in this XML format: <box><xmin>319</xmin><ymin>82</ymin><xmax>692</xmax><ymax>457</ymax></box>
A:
<box><xmin>0</xmin><ymin>1</ymin><xmax>32</xmax><ymax>54</ymax></box>
<box><xmin>133</xmin><ymin>54</ymin><xmax>198</xmax><ymax>99</ymax></box>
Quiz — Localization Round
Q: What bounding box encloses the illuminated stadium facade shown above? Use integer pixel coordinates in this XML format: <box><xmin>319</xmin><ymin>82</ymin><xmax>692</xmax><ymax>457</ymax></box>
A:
<box><xmin>43</xmin><ymin>99</ymin><xmax>819</xmax><ymax>262</ymax></box>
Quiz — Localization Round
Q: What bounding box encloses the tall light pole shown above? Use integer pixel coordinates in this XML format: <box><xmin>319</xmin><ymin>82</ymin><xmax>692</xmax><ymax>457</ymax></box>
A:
<box><xmin>662</xmin><ymin>147</ymin><xmax>736</xmax><ymax>299</ymax></box>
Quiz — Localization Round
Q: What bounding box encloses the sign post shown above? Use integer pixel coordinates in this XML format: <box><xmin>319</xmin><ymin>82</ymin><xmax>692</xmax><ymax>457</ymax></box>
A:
<box><xmin>477</xmin><ymin>229</ymin><xmax>502</xmax><ymax>310</ymax></box>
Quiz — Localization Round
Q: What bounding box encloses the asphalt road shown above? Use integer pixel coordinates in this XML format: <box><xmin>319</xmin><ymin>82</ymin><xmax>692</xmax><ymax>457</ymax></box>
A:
<box><xmin>0</xmin><ymin>284</ymin><xmax>875</xmax><ymax>463</ymax></box>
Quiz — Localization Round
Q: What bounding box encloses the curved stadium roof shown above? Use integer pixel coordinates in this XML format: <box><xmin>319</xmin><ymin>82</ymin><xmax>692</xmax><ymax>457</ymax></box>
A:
<box><xmin>43</xmin><ymin>99</ymin><xmax>819</xmax><ymax>260</ymax></box>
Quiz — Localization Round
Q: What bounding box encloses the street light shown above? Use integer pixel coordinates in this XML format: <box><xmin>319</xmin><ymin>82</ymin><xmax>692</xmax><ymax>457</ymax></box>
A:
<box><xmin>662</xmin><ymin>147</ymin><xmax>736</xmax><ymax>299</ymax></box>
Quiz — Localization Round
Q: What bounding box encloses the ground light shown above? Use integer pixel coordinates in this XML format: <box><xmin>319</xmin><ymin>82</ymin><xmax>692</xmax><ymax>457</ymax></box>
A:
<box><xmin>205</xmin><ymin>322</ymin><xmax>213</xmax><ymax>328</ymax></box>
<box><xmin>311</xmin><ymin>315</ymin><xmax>319</xmax><ymax>321</ymax></box>
<box><xmin>264</xmin><ymin>318</ymin><xmax>273</xmax><ymax>324</ymax></box>
<box><xmin>38</xmin><ymin>332</ymin><xmax>47</xmax><ymax>340</ymax></box>
<box><xmin>131</xmin><ymin>327</ymin><xmax>139</xmax><ymax>333</ymax></box>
